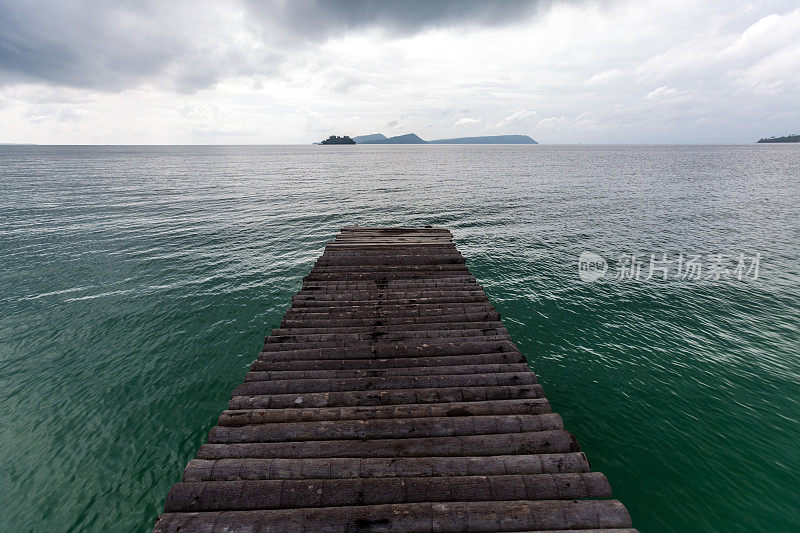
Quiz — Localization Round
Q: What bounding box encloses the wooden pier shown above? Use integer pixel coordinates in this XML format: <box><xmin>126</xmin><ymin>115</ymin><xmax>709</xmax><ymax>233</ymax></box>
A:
<box><xmin>154</xmin><ymin>227</ymin><xmax>635</xmax><ymax>532</ymax></box>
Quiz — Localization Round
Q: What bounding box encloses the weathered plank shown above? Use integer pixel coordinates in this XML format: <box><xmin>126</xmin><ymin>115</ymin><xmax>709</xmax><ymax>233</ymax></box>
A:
<box><xmin>218</xmin><ymin>398</ymin><xmax>551</xmax><ymax>425</ymax></box>
<box><xmin>181</xmin><ymin>452</ymin><xmax>590</xmax><ymax>481</ymax></box>
<box><xmin>154</xmin><ymin>500</ymin><xmax>632</xmax><ymax>532</ymax></box>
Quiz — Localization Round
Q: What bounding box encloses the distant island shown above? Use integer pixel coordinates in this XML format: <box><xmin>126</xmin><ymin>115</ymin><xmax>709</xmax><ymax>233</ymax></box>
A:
<box><xmin>352</xmin><ymin>134</ymin><xmax>387</xmax><ymax>143</ymax></box>
<box><xmin>428</xmin><ymin>135</ymin><xmax>536</xmax><ymax>144</ymax></box>
<box><xmin>757</xmin><ymin>133</ymin><xmax>799</xmax><ymax>143</ymax></box>
<box><xmin>348</xmin><ymin>132</ymin><xmax>537</xmax><ymax>144</ymax></box>
<box><xmin>361</xmin><ymin>133</ymin><xmax>426</xmax><ymax>144</ymax></box>
<box><xmin>319</xmin><ymin>135</ymin><xmax>356</xmax><ymax>145</ymax></box>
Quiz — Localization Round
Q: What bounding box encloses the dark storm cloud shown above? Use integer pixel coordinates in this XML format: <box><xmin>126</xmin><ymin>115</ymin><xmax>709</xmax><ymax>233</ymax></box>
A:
<box><xmin>0</xmin><ymin>0</ymin><xmax>545</xmax><ymax>91</ymax></box>
<box><xmin>0</xmin><ymin>1</ymin><xmax>187</xmax><ymax>90</ymax></box>
<box><xmin>245</xmin><ymin>0</ymin><xmax>544</xmax><ymax>40</ymax></box>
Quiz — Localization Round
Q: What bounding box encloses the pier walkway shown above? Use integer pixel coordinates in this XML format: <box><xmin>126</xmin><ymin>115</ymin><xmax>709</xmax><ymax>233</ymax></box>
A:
<box><xmin>154</xmin><ymin>227</ymin><xmax>635</xmax><ymax>532</ymax></box>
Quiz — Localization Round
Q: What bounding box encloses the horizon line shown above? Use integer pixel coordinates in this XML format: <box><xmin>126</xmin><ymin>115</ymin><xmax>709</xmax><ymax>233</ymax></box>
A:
<box><xmin>0</xmin><ymin>142</ymin><xmax>777</xmax><ymax>146</ymax></box>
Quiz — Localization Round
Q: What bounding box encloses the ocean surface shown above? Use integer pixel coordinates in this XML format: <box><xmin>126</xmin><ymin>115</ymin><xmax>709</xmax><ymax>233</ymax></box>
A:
<box><xmin>1</xmin><ymin>144</ymin><xmax>798</xmax><ymax>532</ymax></box>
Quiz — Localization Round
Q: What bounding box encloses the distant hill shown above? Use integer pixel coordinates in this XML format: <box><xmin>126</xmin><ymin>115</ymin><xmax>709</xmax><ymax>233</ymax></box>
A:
<box><xmin>361</xmin><ymin>133</ymin><xmax>426</xmax><ymax>144</ymax></box>
<box><xmin>757</xmin><ymin>133</ymin><xmax>799</xmax><ymax>143</ymax></box>
<box><xmin>355</xmin><ymin>132</ymin><xmax>537</xmax><ymax>144</ymax></box>
<box><xmin>353</xmin><ymin>133</ymin><xmax>387</xmax><ymax>143</ymax></box>
<box><xmin>428</xmin><ymin>134</ymin><xmax>536</xmax><ymax>144</ymax></box>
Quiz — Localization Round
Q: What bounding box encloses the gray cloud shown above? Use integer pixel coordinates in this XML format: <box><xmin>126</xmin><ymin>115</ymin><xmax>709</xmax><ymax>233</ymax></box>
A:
<box><xmin>0</xmin><ymin>1</ymin><xmax>190</xmax><ymax>90</ymax></box>
<box><xmin>0</xmin><ymin>0</ymin><xmax>545</xmax><ymax>92</ymax></box>
<box><xmin>244</xmin><ymin>0</ymin><xmax>545</xmax><ymax>40</ymax></box>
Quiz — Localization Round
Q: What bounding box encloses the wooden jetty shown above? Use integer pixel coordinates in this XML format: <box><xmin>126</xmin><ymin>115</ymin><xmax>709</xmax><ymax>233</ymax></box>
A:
<box><xmin>154</xmin><ymin>227</ymin><xmax>635</xmax><ymax>532</ymax></box>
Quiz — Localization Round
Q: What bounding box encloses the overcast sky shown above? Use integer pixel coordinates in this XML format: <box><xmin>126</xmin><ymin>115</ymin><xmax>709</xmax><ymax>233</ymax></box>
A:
<box><xmin>1</xmin><ymin>0</ymin><xmax>798</xmax><ymax>144</ymax></box>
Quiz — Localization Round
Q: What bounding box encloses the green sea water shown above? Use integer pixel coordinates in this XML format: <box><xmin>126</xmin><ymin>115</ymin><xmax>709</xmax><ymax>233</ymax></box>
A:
<box><xmin>1</xmin><ymin>145</ymin><xmax>798</xmax><ymax>532</ymax></box>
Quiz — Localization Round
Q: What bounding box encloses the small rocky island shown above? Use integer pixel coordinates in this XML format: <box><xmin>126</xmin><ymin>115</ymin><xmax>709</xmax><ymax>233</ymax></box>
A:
<box><xmin>757</xmin><ymin>133</ymin><xmax>799</xmax><ymax>143</ymax></box>
<box><xmin>319</xmin><ymin>135</ymin><xmax>355</xmax><ymax>145</ymax></box>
